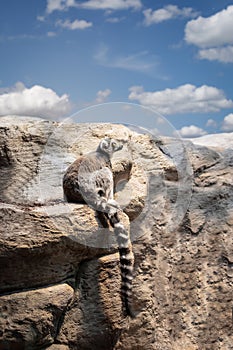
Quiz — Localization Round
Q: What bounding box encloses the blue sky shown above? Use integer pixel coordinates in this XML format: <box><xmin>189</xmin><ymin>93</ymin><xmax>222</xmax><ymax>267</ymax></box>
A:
<box><xmin>1</xmin><ymin>0</ymin><xmax>233</xmax><ymax>137</ymax></box>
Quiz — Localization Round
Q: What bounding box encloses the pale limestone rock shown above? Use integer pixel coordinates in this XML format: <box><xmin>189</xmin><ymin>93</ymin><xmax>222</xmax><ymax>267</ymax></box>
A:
<box><xmin>0</xmin><ymin>116</ymin><xmax>233</xmax><ymax>350</ymax></box>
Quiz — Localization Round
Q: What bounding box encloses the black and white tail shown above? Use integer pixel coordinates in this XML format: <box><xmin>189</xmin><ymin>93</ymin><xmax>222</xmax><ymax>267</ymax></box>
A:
<box><xmin>109</xmin><ymin>213</ymin><xmax>135</xmax><ymax>318</ymax></box>
<box><xmin>63</xmin><ymin>138</ymin><xmax>135</xmax><ymax>318</ymax></box>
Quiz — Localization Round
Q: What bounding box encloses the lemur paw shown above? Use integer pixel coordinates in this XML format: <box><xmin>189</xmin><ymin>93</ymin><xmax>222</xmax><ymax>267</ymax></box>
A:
<box><xmin>108</xmin><ymin>199</ymin><xmax>121</xmax><ymax>209</ymax></box>
<box><xmin>107</xmin><ymin>200</ymin><xmax>122</xmax><ymax>220</ymax></box>
<box><xmin>108</xmin><ymin>206</ymin><xmax>118</xmax><ymax>217</ymax></box>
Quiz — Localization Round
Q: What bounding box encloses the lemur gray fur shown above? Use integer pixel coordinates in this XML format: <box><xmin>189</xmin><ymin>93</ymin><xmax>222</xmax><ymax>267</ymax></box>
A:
<box><xmin>63</xmin><ymin>138</ymin><xmax>135</xmax><ymax>318</ymax></box>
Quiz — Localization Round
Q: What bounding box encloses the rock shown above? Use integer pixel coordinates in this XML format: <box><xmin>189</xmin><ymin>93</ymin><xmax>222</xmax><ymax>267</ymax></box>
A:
<box><xmin>56</xmin><ymin>254</ymin><xmax>125</xmax><ymax>350</ymax></box>
<box><xmin>46</xmin><ymin>346</ymin><xmax>69</xmax><ymax>350</ymax></box>
<box><xmin>0</xmin><ymin>203</ymin><xmax>120</xmax><ymax>293</ymax></box>
<box><xmin>0</xmin><ymin>116</ymin><xmax>233</xmax><ymax>349</ymax></box>
<box><xmin>188</xmin><ymin>132</ymin><xmax>233</xmax><ymax>150</ymax></box>
<box><xmin>0</xmin><ymin>284</ymin><xmax>73</xmax><ymax>349</ymax></box>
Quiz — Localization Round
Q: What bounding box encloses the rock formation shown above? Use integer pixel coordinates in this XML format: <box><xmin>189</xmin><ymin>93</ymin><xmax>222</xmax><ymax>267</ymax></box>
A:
<box><xmin>0</xmin><ymin>116</ymin><xmax>232</xmax><ymax>349</ymax></box>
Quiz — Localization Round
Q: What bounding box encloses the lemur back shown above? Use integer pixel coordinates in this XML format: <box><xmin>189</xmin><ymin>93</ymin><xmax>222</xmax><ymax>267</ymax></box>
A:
<box><xmin>63</xmin><ymin>152</ymin><xmax>112</xmax><ymax>204</ymax></box>
<box><xmin>63</xmin><ymin>138</ymin><xmax>135</xmax><ymax>317</ymax></box>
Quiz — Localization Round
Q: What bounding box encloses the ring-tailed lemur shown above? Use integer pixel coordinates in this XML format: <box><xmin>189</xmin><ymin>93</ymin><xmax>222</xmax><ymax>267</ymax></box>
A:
<box><xmin>63</xmin><ymin>138</ymin><xmax>135</xmax><ymax>318</ymax></box>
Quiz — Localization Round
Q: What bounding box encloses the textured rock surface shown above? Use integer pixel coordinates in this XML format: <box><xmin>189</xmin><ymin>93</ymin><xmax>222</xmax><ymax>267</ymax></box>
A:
<box><xmin>0</xmin><ymin>116</ymin><xmax>233</xmax><ymax>349</ymax></box>
<box><xmin>0</xmin><ymin>284</ymin><xmax>73</xmax><ymax>349</ymax></box>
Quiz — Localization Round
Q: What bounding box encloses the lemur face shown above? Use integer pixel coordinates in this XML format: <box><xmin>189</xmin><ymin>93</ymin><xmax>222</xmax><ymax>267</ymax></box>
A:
<box><xmin>99</xmin><ymin>138</ymin><xmax>123</xmax><ymax>156</ymax></box>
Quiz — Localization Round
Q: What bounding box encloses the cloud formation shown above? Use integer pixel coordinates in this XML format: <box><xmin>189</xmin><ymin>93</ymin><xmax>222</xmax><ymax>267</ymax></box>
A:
<box><xmin>206</xmin><ymin>119</ymin><xmax>217</xmax><ymax>128</ymax></box>
<box><xmin>222</xmin><ymin>113</ymin><xmax>233</xmax><ymax>131</ymax></box>
<box><xmin>185</xmin><ymin>6</ymin><xmax>233</xmax><ymax>48</ymax></box>
<box><xmin>185</xmin><ymin>5</ymin><xmax>233</xmax><ymax>63</ymax></box>
<box><xmin>178</xmin><ymin>125</ymin><xmax>207</xmax><ymax>137</ymax></box>
<box><xmin>46</xmin><ymin>0</ymin><xmax>141</xmax><ymax>13</ymax></box>
<box><xmin>128</xmin><ymin>84</ymin><xmax>233</xmax><ymax>115</ymax></box>
<box><xmin>95</xmin><ymin>89</ymin><xmax>111</xmax><ymax>103</ymax></box>
<box><xmin>0</xmin><ymin>82</ymin><xmax>71</xmax><ymax>120</ymax></box>
<box><xmin>79</xmin><ymin>0</ymin><xmax>142</xmax><ymax>10</ymax></box>
<box><xmin>198</xmin><ymin>46</ymin><xmax>233</xmax><ymax>63</ymax></box>
<box><xmin>46</xmin><ymin>0</ymin><xmax>76</xmax><ymax>14</ymax></box>
<box><xmin>143</xmin><ymin>5</ymin><xmax>198</xmax><ymax>26</ymax></box>
<box><xmin>56</xmin><ymin>18</ymin><xmax>93</xmax><ymax>30</ymax></box>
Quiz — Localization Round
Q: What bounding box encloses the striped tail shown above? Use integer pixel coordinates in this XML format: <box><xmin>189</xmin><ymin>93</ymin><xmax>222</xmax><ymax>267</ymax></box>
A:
<box><xmin>109</xmin><ymin>215</ymin><xmax>135</xmax><ymax>318</ymax></box>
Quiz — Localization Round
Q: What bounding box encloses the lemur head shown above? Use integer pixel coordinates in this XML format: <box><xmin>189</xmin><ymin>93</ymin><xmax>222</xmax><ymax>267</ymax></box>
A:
<box><xmin>98</xmin><ymin>138</ymin><xmax>123</xmax><ymax>157</ymax></box>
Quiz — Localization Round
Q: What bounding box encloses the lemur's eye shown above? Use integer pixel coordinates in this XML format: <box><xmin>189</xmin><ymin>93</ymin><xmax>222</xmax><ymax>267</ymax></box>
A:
<box><xmin>111</xmin><ymin>141</ymin><xmax>117</xmax><ymax>148</ymax></box>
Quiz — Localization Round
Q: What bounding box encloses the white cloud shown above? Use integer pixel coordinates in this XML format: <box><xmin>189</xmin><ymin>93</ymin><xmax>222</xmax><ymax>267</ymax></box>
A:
<box><xmin>128</xmin><ymin>84</ymin><xmax>233</xmax><ymax>115</ymax></box>
<box><xmin>46</xmin><ymin>0</ymin><xmax>76</xmax><ymax>14</ymax></box>
<box><xmin>56</xmin><ymin>18</ymin><xmax>93</xmax><ymax>30</ymax></box>
<box><xmin>222</xmin><ymin>113</ymin><xmax>233</xmax><ymax>131</ymax></box>
<box><xmin>94</xmin><ymin>44</ymin><xmax>157</xmax><ymax>73</ymax></box>
<box><xmin>198</xmin><ymin>46</ymin><xmax>233</xmax><ymax>63</ymax></box>
<box><xmin>143</xmin><ymin>5</ymin><xmax>198</xmax><ymax>26</ymax></box>
<box><xmin>79</xmin><ymin>0</ymin><xmax>142</xmax><ymax>10</ymax></box>
<box><xmin>95</xmin><ymin>89</ymin><xmax>112</xmax><ymax>103</ymax></box>
<box><xmin>178</xmin><ymin>125</ymin><xmax>207</xmax><ymax>138</ymax></box>
<box><xmin>185</xmin><ymin>5</ymin><xmax>233</xmax><ymax>48</ymax></box>
<box><xmin>46</xmin><ymin>0</ymin><xmax>141</xmax><ymax>13</ymax></box>
<box><xmin>0</xmin><ymin>82</ymin><xmax>71</xmax><ymax>120</ymax></box>
<box><xmin>206</xmin><ymin>119</ymin><xmax>217</xmax><ymax>128</ymax></box>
